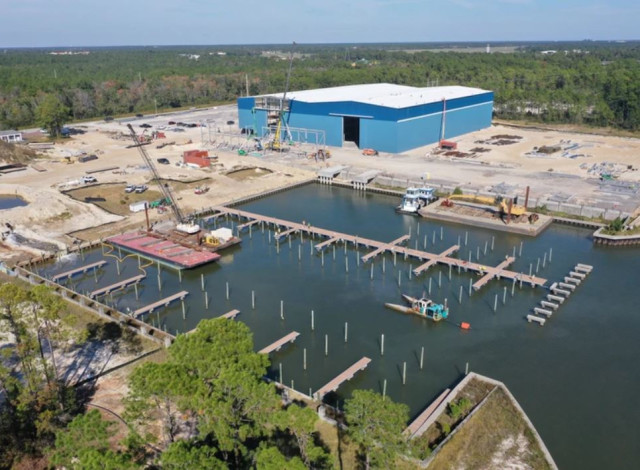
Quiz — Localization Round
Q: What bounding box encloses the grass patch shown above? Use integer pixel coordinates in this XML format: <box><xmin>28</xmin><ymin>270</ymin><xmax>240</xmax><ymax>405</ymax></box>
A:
<box><xmin>65</xmin><ymin>183</ymin><xmax>163</xmax><ymax>216</ymax></box>
<box><xmin>531</xmin><ymin>205</ymin><xmax>607</xmax><ymax>223</ymax></box>
<box><xmin>428</xmin><ymin>387</ymin><xmax>552</xmax><ymax>470</ymax></box>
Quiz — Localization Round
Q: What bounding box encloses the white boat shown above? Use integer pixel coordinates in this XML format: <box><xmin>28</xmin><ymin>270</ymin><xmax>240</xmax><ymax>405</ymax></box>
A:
<box><xmin>396</xmin><ymin>194</ymin><xmax>421</xmax><ymax>214</ymax></box>
<box><xmin>406</xmin><ymin>186</ymin><xmax>436</xmax><ymax>205</ymax></box>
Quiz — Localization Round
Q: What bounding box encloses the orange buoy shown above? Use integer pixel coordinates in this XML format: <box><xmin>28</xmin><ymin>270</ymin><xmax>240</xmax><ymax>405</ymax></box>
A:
<box><xmin>460</xmin><ymin>322</ymin><xmax>471</xmax><ymax>330</ymax></box>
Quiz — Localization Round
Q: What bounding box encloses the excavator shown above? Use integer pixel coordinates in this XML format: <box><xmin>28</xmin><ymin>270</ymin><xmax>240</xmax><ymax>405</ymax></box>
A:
<box><xmin>444</xmin><ymin>194</ymin><xmax>529</xmax><ymax>223</ymax></box>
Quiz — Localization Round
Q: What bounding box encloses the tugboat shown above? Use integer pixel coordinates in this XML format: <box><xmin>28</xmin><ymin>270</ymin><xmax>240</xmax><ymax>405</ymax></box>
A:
<box><xmin>385</xmin><ymin>294</ymin><xmax>449</xmax><ymax>322</ymax></box>
<box><xmin>396</xmin><ymin>192</ymin><xmax>421</xmax><ymax>214</ymax></box>
<box><xmin>396</xmin><ymin>186</ymin><xmax>437</xmax><ymax>214</ymax></box>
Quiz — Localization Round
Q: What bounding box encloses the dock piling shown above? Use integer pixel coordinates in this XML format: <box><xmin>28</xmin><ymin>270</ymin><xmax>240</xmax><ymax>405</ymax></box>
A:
<box><xmin>424</xmin><ymin>235</ymin><xmax>427</xmax><ymax>249</ymax></box>
<box><xmin>438</xmin><ymin>271</ymin><xmax>441</xmax><ymax>288</ymax></box>
<box><xmin>298</xmin><ymin>244</ymin><xmax>302</xmax><ymax>261</ymax></box>
<box><xmin>503</xmin><ymin>286</ymin><xmax>507</xmax><ymax>304</ymax></box>
<box><xmin>251</xmin><ymin>290</ymin><xmax>255</xmax><ymax>309</ymax></box>
<box><xmin>402</xmin><ymin>361</ymin><xmax>407</xmax><ymax>385</ymax></box>
<box><xmin>428</xmin><ymin>277</ymin><xmax>432</xmax><ymax>295</ymax></box>
<box><xmin>134</xmin><ymin>282</ymin><xmax>139</xmax><ymax>300</ymax></box>
<box><xmin>549</xmin><ymin>247</ymin><xmax>553</xmax><ymax>263</ymax></box>
<box><xmin>511</xmin><ymin>278</ymin><xmax>516</xmax><ymax>296</ymax></box>
<box><xmin>449</xmin><ymin>264</ymin><xmax>452</xmax><ymax>280</ymax></box>
<box><xmin>519</xmin><ymin>241</ymin><xmax>523</xmax><ymax>257</ymax></box>
<box><xmin>94</xmin><ymin>268</ymin><xmax>98</xmax><ymax>284</ymax></box>
<box><xmin>370</xmin><ymin>263</ymin><xmax>374</xmax><ymax>280</ymax></box>
<box><xmin>204</xmin><ymin>291</ymin><xmax>209</xmax><ymax>309</ymax></box>
<box><xmin>465</xmin><ymin>231</ymin><xmax>468</xmax><ymax>246</ymax></box>
<box><xmin>181</xmin><ymin>299</ymin><xmax>185</xmax><ymax>319</ymax></box>
<box><xmin>468</xmin><ymin>278</ymin><xmax>472</xmax><ymax>296</ymax></box>
<box><xmin>440</xmin><ymin>226</ymin><xmax>443</xmax><ymax>241</ymax></box>
<box><xmin>200</xmin><ymin>273</ymin><xmax>205</xmax><ymax>291</ymax></box>
<box><xmin>325</xmin><ymin>334</ymin><xmax>328</xmax><ymax>356</ymax></box>
<box><xmin>484</xmin><ymin>240</ymin><xmax>488</xmax><ymax>255</ymax></box>
<box><xmin>178</xmin><ymin>270</ymin><xmax>182</xmax><ymax>284</ymax></box>
<box><xmin>226</xmin><ymin>282</ymin><xmax>229</xmax><ymax>300</ymax></box>
<box><xmin>476</xmin><ymin>246</ymin><xmax>480</xmax><ymax>260</ymax></box>
<box><xmin>529</xmin><ymin>263</ymin><xmax>532</xmax><ymax>277</ymax></box>
<box><xmin>383</xmin><ymin>379</ymin><xmax>387</xmax><ymax>399</ymax></box>
<box><xmin>303</xmin><ymin>348</ymin><xmax>307</xmax><ymax>370</ymax></box>
<box><xmin>380</xmin><ymin>334</ymin><xmax>385</xmax><ymax>356</ymax></box>
<box><xmin>432</xmin><ymin>231</ymin><xmax>436</xmax><ymax>244</ymax></box>
<box><xmin>311</xmin><ymin>310</ymin><xmax>315</xmax><ymax>330</ymax></box>
<box><xmin>321</xmin><ymin>250</ymin><xmax>324</xmax><ymax>266</ymax></box>
<box><xmin>459</xmin><ymin>285</ymin><xmax>463</xmax><ymax>304</ymax></box>
<box><xmin>536</xmin><ymin>258</ymin><xmax>540</xmax><ymax>273</ymax></box>
<box><xmin>465</xmin><ymin>362</ymin><xmax>469</xmax><ymax>375</ymax></box>
<box><xmin>420</xmin><ymin>347</ymin><xmax>424</xmax><ymax>370</ymax></box>
<box><xmin>345</xmin><ymin>255</ymin><xmax>349</xmax><ymax>273</ymax></box>
<box><xmin>512</xmin><ymin>246</ymin><xmax>516</xmax><ymax>259</ymax></box>
<box><xmin>279</xmin><ymin>363</ymin><xmax>282</xmax><ymax>383</ymax></box>
<box><xmin>344</xmin><ymin>322</ymin><xmax>348</xmax><ymax>343</ymax></box>
<box><xmin>493</xmin><ymin>294</ymin><xmax>498</xmax><ymax>312</ymax></box>
<box><xmin>116</xmin><ymin>260</ymin><xmax>121</xmax><ymax>276</ymax></box>
<box><xmin>491</xmin><ymin>236</ymin><xmax>495</xmax><ymax>251</ymax></box>
<box><xmin>409</xmin><ymin>266</ymin><xmax>412</xmax><ymax>280</ymax></box>
<box><xmin>398</xmin><ymin>270</ymin><xmax>402</xmax><ymax>287</ymax></box>
<box><xmin>543</xmin><ymin>253</ymin><xmax>547</xmax><ymax>268</ymax></box>
<box><xmin>383</xmin><ymin>257</ymin><xmax>386</xmax><ymax>273</ymax></box>
<box><xmin>280</xmin><ymin>300</ymin><xmax>284</xmax><ymax>320</ymax></box>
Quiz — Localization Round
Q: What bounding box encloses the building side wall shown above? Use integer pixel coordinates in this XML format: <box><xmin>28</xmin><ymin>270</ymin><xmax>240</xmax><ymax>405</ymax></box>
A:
<box><xmin>360</xmin><ymin>119</ymin><xmax>398</xmax><ymax>153</ymax></box>
<box><xmin>287</xmin><ymin>111</ymin><xmax>343</xmax><ymax>147</ymax></box>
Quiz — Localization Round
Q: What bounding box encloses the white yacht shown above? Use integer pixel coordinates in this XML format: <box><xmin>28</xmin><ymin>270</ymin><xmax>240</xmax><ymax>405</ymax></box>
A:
<box><xmin>396</xmin><ymin>193</ymin><xmax>421</xmax><ymax>214</ymax></box>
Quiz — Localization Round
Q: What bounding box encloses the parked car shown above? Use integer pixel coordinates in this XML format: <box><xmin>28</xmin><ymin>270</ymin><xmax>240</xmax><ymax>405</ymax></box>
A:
<box><xmin>156</xmin><ymin>158</ymin><xmax>170</xmax><ymax>165</ymax></box>
<box><xmin>136</xmin><ymin>113</ymin><xmax>143</xmax><ymax>118</ymax></box>
<box><xmin>81</xmin><ymin>175</ymin><xmax>97</xmax><ymax>184</ymax></box>
<box><xmin>187</xmin><ymin>123</ymin><xmax>198</xmax><ymax>128</ymax></box>
<box><xmin>78</xmin><ymin>154</ymin><xmax>98</xmax><ymax>163</ymax></box>
<box><xmin>125</xmin><ymin>184</ymin><xmax>136</xmax><ymax>193</ymax></box>
<box><xmin>104</xmin><ymin>116</ymin><xmax>114</xmax><ymax>122</ymax></box>
<box><xmin>140</xmin><ymin>123</ymin><xmax>152</xmax><ymax>128</ymax></box>
<box><xmin>168</xmin><ymin>121</ymin><xmax>176</xmax><ymax>125</ymax></box>
<box><xmin>226</xmin><ymin>120</ymin><xmax>235</xmax><ymax>125</ymax></box>
<box><xmin>135</xmin><ymin>185</ymin><xmax>148</xmax><ymax>193</ymax></box>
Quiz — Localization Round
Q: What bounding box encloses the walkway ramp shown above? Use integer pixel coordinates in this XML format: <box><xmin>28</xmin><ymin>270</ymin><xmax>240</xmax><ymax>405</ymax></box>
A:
<box><xmin>313</xmin><ymin>357</ymin><xmax>371</xmax><ymax>400</ymax></box>
<box><xmin>352</xmin><ymin>170</ymin><xmax>379</xmax><ymax>184</ymax></box>
<box><xmin>274</xmin><ymin>227</ymin><xmax>298</xmax><ymax>241</ymax></box>
<box><xmin>134</xmin><ymin>290</ymin><xmax>189</xmax><ymax>317</ymax></box>
<box><xmin>259</xmin><ymin>331</ymin><xmax>300</xmax><ymax>354</ymax></box>
<box><xmin>404</xmin><ymin>388</ymin><xmax>451</xmax><ymax>439</ymax></box>
<box><xmin>237</xmin><ymin>219</ymin><xmax>260</xmax><ymax>231</ymax></box>
<box><xmin>89</xmin><ymin>274</ymin><xmax>146</xmax><ymax>298</ymax></box>
<box><xmin>52</xmin><ymin>261</ymin><xmax>107</xmax><ymax>282</ymax></box>
<box><xmin>361</xmin><ymin>235</ymin><xmax>410</xmax><ymax>263</ymax></box>
<box><xmin>317</xmin><ymin>166</ymin><xmax>348</xmax><ymax>178</ymax></box>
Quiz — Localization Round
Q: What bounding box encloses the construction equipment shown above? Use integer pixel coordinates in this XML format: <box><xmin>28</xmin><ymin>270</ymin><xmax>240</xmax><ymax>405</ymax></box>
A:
<box><xmin>446</xmin><ymin>194</ymin><xmax>527</xmax><ymax>222</ymax></box>
<box><xmin>270</xmin><ymin>42</ymin><xmax>296</xmax><ymax>151</ymax></box>
<box><xmin>126</xmin><ymin>124</ymin><xmax>197</xmax><ymax>233</ymax></box>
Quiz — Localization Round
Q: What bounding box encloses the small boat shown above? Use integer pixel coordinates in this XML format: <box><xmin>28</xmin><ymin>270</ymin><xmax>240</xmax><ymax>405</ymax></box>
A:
<box><xmin>384</xmin><ymin>294</ymin><xmax>449</xmax><ymax>322</ymax></box>
<box><xmin>396</xmin><ymin>193</ymin><xmax>421</xmax><ymax>214</ymax></box>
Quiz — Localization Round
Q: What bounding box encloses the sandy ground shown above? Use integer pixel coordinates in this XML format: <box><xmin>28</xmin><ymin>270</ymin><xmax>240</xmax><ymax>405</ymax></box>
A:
<box><xmin>1</xmin><ymin>105</ymin><xmax>639</xmax><ymax>263</ymax></box>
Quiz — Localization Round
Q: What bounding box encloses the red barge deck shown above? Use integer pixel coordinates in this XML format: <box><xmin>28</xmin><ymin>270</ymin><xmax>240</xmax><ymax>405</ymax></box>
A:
<box><xmin>107</xmin><ymin>231</ymin><xmax>220</xmax><ymax>270</ymax></box>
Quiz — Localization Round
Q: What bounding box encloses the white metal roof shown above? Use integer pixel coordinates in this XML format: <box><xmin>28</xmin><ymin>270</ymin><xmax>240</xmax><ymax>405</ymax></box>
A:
<box><xmin>261</xmin><ymin>83</ymin><xmax>490</xmax><ymax>109</ymax></box>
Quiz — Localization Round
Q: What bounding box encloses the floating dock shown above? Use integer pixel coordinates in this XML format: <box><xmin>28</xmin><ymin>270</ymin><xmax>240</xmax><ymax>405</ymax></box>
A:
<box><xmin>133</xmin><ymin>290</ymin><xmax>189</xmax><ymax>317</ymax></box>
<box><xmin>52</xmin><ymin>260</ymin><xmax>107</xmax><ymax>281</ymax></box>
<box><xmin>90</xmin><ymin>274</ymin><xmax>146</xmax><ymax>298</ymax></box>
<box><xmin>412</xmin><ymin>245</ymin><xmax>460</xmax><ymax>276</ymax></box>
<box><xmin>313</xmin><ymin>357</ymin><xmax>371</xmax><ymax>400</ymax></box>
<box><xmin>108</xmin><ymin>231</ymin><xmax>220</xmax><ymax>270</ymax></box>
<box><xmin>259</xmin><ymin>331</ymin><xmax>300</xmax><ymax>354</ymax></box>
<box><xmin>206</xmin><ymin>206</ymin><xmax>547</xmax><ymax>290</ymax></box>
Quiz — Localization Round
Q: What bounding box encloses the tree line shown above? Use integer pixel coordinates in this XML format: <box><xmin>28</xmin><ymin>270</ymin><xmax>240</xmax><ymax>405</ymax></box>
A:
<box><xmin>1</xmin><ymin>283</ymin><xmax>419</xmax><ymax>469</ymax></box>
<box><xmin>1</xmin><ymin>42</ymin><xmax>639</xmax><ymax>132</ymax></box>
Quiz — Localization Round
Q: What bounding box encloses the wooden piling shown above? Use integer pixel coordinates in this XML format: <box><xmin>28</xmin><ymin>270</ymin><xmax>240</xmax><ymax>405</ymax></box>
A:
<box><xmin>201</xmin><ymin>273</ymin><xmax>205</xmax><ymax>291</ymax></box>
<box><xmin>491</xmin><ymin>236</ymin><xmax>495</xmax><ymax>251</ymax></box>
<box><xmin>459</xmin><ymin>285</ymin><xmax>463</xmax><ymax>304</ymax></box>
<box><xmin>420</xmin><ymin>347</ymin><xmax>424</xmax><ymax>370</ymax></box>
<box><xmin>303</xmin><ymin>348</ymin><xmax>307</xmax><ymax>370</ymax></box>
<box><xmin>402</xmin><ymin>362</ymin><xmax>407</xmax><ymax>385</ymax></box>
<box><xmin>225</xmin><ymin>281</ymin><xmax>229</xmax><ymax>300</ymax></box>
<box><xmin>280</xmin><ymin>300</ymin><xmax>284</xmax><ymax>320</ymax></box>
<box><xmin>344</xmin><ymin>322</ymin><xmax>348</xmax><ymax>343</ymax></box>
<box><xmin>493</xmin><ymin>294</ymin><xmax>498</xmax><ymax>312</ymax></box>
<box><xmin>325</xmin><ymin>334</ymin><xmax>328</xmax><ymax>356</ymax></box>
<box><xmin>380</xmin><ymin>334</ymin><xmax>384</xmax><ymax>356</ymax></box>
<box><xmin>252</xmin><ymin>290</ymin><xmax>255</xmax><ymax>309</ymax></box>
<box><xmin>311</xmin><ymin>310</ymin><xmax>315</xmax><ymax>330</ymax></box>
<box><xmin>383</xmin><ymin>379</ymin><xmax>387</xmax><ymax>398</ymax></box>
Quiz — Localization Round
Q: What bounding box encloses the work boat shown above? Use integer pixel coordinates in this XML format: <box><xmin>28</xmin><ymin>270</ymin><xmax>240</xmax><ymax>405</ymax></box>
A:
<box><xmin>396</xmin><ymin>193</ymin><xmax>421</xmax><ymax>214</ymax></box>
<box><xmin>384</xmin><ymin>294</ymin><xmax>449</xmax><ymax>322</ymax></box>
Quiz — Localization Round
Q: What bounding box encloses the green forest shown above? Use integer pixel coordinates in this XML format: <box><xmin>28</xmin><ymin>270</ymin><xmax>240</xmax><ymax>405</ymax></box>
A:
<box><xmin>1</xmin><ymin>41</ymin><xmax>639</xmax><ymax>132</ymax></box>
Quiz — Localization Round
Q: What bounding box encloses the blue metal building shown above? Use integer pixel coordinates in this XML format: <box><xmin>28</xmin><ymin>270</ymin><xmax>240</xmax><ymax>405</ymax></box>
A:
<box><xmin>237</xmin><ymin>83</ymin><xmax>493</xmax><ymax>153</ymax></box>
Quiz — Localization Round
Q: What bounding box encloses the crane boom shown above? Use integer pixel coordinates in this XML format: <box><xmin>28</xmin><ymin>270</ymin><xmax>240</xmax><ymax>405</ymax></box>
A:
<box><xmin>272</xmin><ymin>42</ymin><xmax>295</xmax><ymax>150</ymax></box>
<box><xmin>126</xmin><ymin>124</ymin><xmax>185</xmax><ymax>224</ymax></box>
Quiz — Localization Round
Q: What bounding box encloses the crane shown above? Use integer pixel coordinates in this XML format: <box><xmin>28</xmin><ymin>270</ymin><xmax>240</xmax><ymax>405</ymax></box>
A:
<box><xmin>271</xmin><ymin>42</ymin><xmax>295</xmax><ymax>151</ymax></box>
<box><xmin>126</xmin><ymin>123</ymin><xmax>186</xmax><ymax>226</ymax></box>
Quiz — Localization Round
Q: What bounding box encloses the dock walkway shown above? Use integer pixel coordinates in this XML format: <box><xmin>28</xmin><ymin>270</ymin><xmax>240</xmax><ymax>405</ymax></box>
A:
<box><xmin>52</xmin><ymin>261</ymin><xmax>107</xmax><ymax>282</ymax></box>
<box><xmin>404</xmin><ymin>388</ymin><xmax>451</xmax><ymax>438</ymax></box>
<box><xmin>220</xmin><ymin>309</ymin><xmax>240</xmax><ymax>320</ymax></box>
<box><xmin>313</xmin><ymin>357</ymin><xmax>371</xmax><ymax>400</ymax></box>
<box><xmin>259</xmin><ymin>331</ymin><xmax>300</xmax><ymax>354</ymax></box>
<box><xmin>134</xmin><ymin>290</ymin><xmax>189</xmax><ymax>317</ymax></box>
<box><xmin>209</xmin><ymin>207</ymin><xmax>547</xmax><ymax>289</ymax></box>
<box><xmin>90</xmin><ymin>274</ymin><xmax>145</xmax><ymax>298</ymax></box>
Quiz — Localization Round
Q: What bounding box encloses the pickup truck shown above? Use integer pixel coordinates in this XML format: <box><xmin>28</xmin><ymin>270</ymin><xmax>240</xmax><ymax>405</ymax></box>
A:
<box><xmin>81</xmin><ymin>176</ymin><xmax>97</xmax><ymax>184</ymax></box>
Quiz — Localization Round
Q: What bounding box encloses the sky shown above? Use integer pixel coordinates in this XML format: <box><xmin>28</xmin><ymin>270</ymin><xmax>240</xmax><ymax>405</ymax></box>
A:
<box><xmin>2</xmin><ymin>0</ymin><xmax>638</xmax><ymax>47</ymax></box>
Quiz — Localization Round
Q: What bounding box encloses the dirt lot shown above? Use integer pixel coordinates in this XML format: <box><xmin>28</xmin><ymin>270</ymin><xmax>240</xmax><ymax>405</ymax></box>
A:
<box><xmin>1</xmin><ymin>105</ymin><xmax>639</xmax><ymax>262</ymax></box>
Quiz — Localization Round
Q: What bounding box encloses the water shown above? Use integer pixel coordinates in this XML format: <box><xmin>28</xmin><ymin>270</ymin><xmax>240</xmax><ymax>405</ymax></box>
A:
<box><xmin>39</xmin><ymin>184</ymin><xmax>640</xmax><ymax>470</ymax></box>
<box><xmin>0</xmin><ymin>195</ymin><xmax>28</xmax><ymax>210</ymax></box>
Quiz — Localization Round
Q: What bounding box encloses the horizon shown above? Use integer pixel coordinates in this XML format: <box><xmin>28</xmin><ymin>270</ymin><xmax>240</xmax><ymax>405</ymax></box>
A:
<box><xmin>2</xmin><ymin>0</ymin><xmax>638</xmax><ymax>48</ymax></box>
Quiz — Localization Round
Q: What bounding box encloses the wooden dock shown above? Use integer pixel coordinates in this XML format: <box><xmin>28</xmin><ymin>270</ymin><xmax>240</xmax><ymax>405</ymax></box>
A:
<box><xmin>134</xmin><ymin>290</ymin><xmax>189</xmax><ymax>317</ymax></box>
<box><xmin>259</xmin><ymin>331</ymin><xmax>300</xmax><ymax>354</ymax></box>
<box><xmin>220</xmin><ymin>309</ymin><xmax>240</xmax><ymax>320</ymax></box>
<box><xmin>90</xmin><ymin>274</ymin><xmax>146</xmax><ymax>298</ymax></box>
<box><xmin>404</xmin><ymin>388</ymin><xmax>451</xmax><ymax>438</ymax></box>
<box><xmin>209</xmin><ymin>206</ymin><xmax>547</xmax><ymax>289</ymax></box>
<box><xmin>361</xmin><ymin>235</ymin><xmax>410</xmax><ymax>263</ymax></box>
<box><xmin>315</xmin><ymin>236</ymin><xmax>341</xmax><ymax>251</ymax></box>
<box><xmin>413</xmin><ymin>245</ymin><xmax>460</xmax><ymax>276</ymax></box>
<box><xmin>237</xmin><ymin>219</ymin><xmax>260</xmax><ymax>231</ymax></box>
<box><xmin>274</xmin><ymin>227</ymin><xmax>298</xmax><ymax>241</ymax></box>
<box><xmin>313</xmin><ymin>357</ymin><xmax>371</xmax><ymax>400</ymax></box>
<box><xmin>52</xmin><ymin>260</ymin><xmax>107</xmax><ymax>282</ymax></box>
